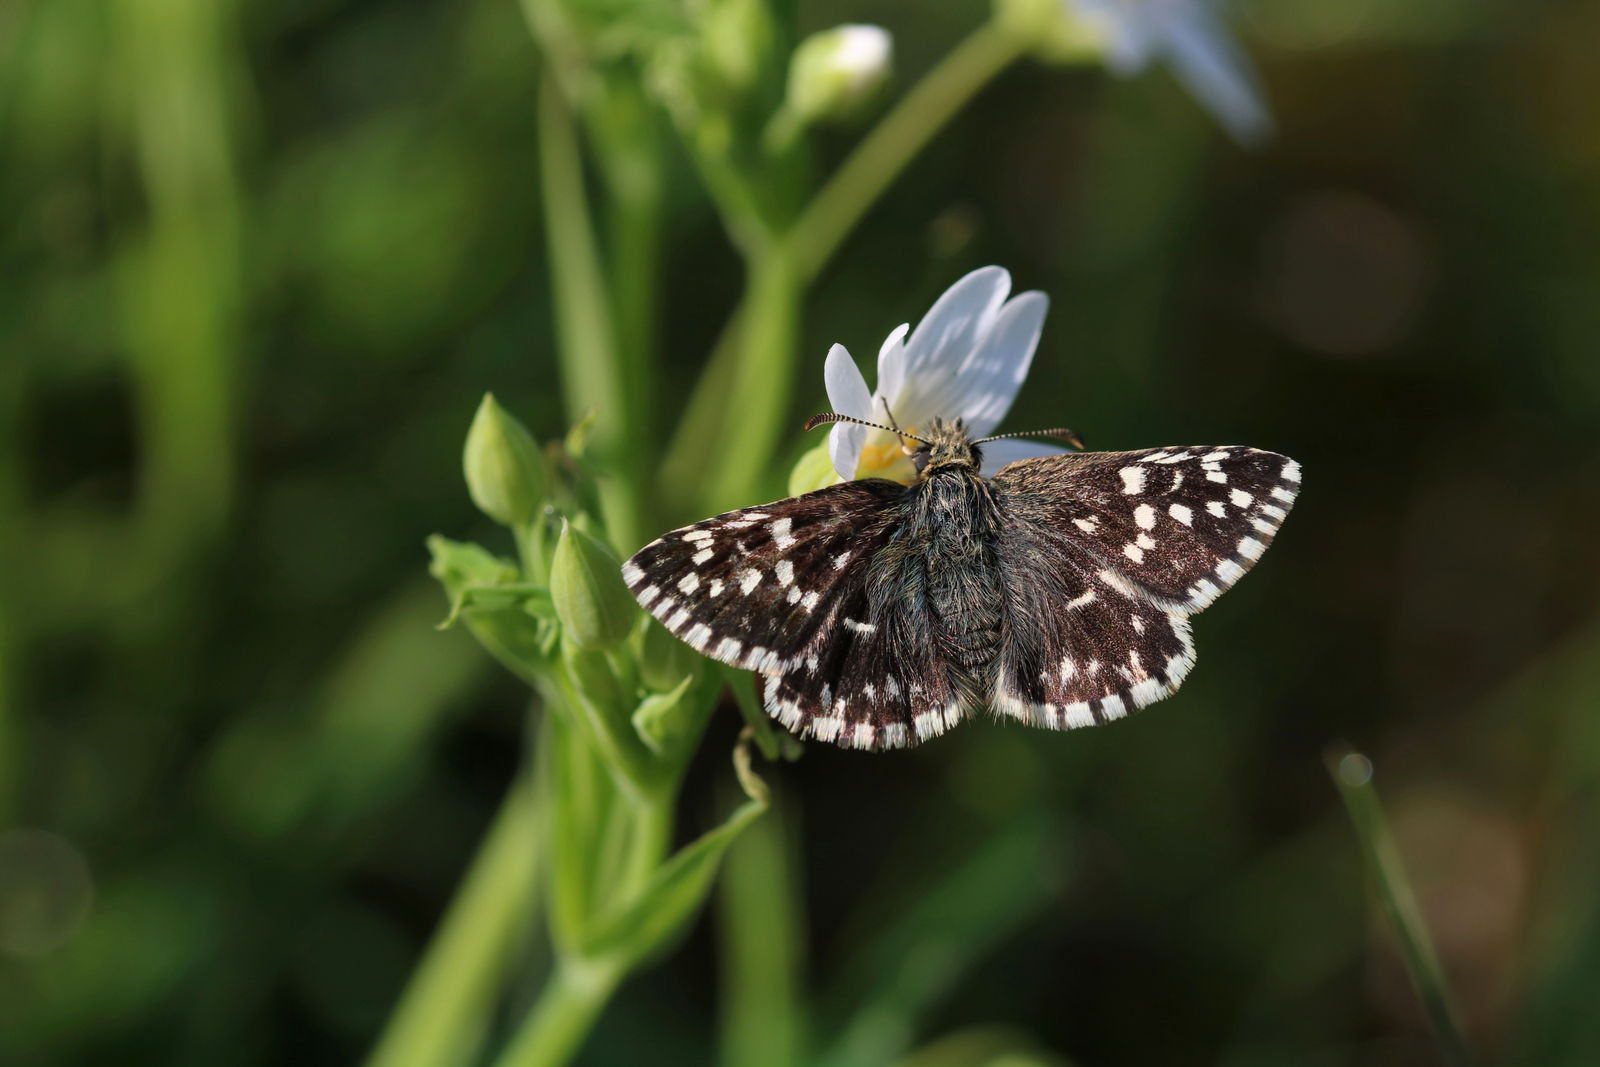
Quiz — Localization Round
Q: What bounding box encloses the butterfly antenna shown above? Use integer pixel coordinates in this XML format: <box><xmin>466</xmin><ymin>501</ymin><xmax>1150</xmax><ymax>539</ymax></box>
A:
<box><xmin>973</xmin><ymin>427</ymin><xmax>1089</xmax><ymax>451</ymax></box>
<box><xmin>804</xmin><ymin>413</ymin><xmax>932</xmax><ymax>445</ymax></box>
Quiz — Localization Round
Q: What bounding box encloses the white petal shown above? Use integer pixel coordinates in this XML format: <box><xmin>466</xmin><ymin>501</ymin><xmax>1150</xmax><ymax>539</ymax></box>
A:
<box><xmin>895</xmin><ymin>267</ymin><xmax>1012</xmax><ymax>422</ymax></box>
<box><xmin>875</xmin><ymin>323</ymin><xmax>910</xmax><ymax>410</ymax></box>
<box><xmin>1158</xmin><ymin>3</ymin><xmax>1273</xmax><ymax>146</ymax></box>
<box><xmin>978</xmin><ymin>438</ymin><xmax>1069</xmax><ymax>478</ymax></box>
<box><xmin>943</xmin><ymin>291</ymin><xmax>1049</xmax><ymax>438</ymax></box>
<box><xmin>829</xmin><ymin>422</ymin><xmax>866</xmax><ymax>481</ymax></box>
<box><xmin>824</xmin><ymin>343</ymin><xmax>873</xmax><ymax>480</ymax></box>
<box><xmin>824</xmin><ymin>343</ymin><xmax>874</xmax><ymax>419</ymax></box>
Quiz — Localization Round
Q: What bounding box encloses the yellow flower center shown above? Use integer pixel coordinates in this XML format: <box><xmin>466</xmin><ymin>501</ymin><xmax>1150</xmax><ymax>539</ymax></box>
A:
<box><xmin>855</xmin><ymin>427</ymin><xmax>920</xmax><ymax>485</ymax></box>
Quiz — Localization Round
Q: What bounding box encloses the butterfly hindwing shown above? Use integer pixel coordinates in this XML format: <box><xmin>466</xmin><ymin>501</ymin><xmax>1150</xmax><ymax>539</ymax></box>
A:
<box><xmin>990</xmin><ymin>515</ymin><xmax>1197</xmax><ymax>728</ymax></box>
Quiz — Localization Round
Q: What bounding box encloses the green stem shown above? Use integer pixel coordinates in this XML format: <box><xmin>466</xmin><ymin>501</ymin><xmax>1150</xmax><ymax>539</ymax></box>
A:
<box><xmin>700</xmin><ymin>247</ymin><xmax>800</xmax><ymax>513</ymax></box>
<box><xmin>789</xmin><ymin>21</ymin><xmax>1024</xmax><ymax>283</ymax></box>
<box><xmin>656</xmin><ymin>307</ymin><xmax>744</xmax><ymax>520</ymax></box>
<box><xmin>492</xmin><ymin>957</ymin><xmax>625</xmax><ymax>1067</ymax></box>
<box><xmin>537</xmin><ymin>69</ymin><xmax>638</xmax><ymax>551</ymax></box>
<box><xmin>364</xmin><ymin>770</ymin><xmax>542</xmax><ymax>1067</ymax></box>
<box><xmin>1327</xmin><ymin>748</ymin><xmax>1477</xmax><ymax>1067</ymax></box>
<box><xmin>718</xmin><ymin>789</ymin><xmax>805</xmax><ymax>1067</ymax></box>
<box><xmin>622</xmin><ymin>787</ymin><xmax>675</xmax><ymax>892</ymax></box>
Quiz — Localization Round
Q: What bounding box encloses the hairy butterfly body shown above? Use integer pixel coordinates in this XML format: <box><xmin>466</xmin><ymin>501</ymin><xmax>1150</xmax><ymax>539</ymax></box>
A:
<box><xmin>622</xmin><ymin>418</ymin><xmax>1301</xmax><ymax>750</ymax></box>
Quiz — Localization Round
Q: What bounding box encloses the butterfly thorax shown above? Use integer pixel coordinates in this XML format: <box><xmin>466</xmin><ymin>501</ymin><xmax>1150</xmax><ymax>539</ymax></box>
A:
<box><xmin>889</xmin><ymin>417</ymin><xmax>1006</xmax><ymax>702</ymax></box>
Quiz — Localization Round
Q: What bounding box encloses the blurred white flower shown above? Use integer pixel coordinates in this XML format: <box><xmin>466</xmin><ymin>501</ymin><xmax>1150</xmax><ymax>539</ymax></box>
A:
<box><xmin>1068</xmin><ymin>0</ymin><xmax>1272</xmax><ymax>145</ymax></box>
<box><xmin>824</xmin><ymin>266</ymin><xmax>1065</xmax><ymax>484</ymax></box>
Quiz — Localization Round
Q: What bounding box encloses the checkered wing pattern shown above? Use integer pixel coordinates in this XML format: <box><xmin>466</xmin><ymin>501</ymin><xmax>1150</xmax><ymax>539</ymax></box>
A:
<box><xmin>621</xmin><ymin>480</ymin><xmax>959</xmax><ymax>750</ymax></box>
<box><xmin>988</xmin><ymin>446</ymin><xmax>1301</xmax><ymax>729</ymax></box>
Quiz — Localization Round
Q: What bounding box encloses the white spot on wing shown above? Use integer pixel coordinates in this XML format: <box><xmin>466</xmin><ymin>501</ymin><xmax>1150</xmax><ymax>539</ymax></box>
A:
<box><xmin>775</xmin><ymin>560</ymin><xmax>794</xmax><ymax>586</ymax></box>
<box><xmin>1238</xmin><ymin>536</ymin><xmax>1265</xmax><ymax>561</ymax></box>
<box><xmin>801</xmin><ymin>590</ymin><xmax>820</xmax><ymax>611</ymax></box>
<box><xmin>1073</xmin><ymin>517</ymin><xmax>1099</xmax><ymax>534</ymax></box>
<box><xmin>683</xmin><ymin>529</ymin><xmax>714</xmax><ymax>544</ymax></box>
<box><xmin>1135</xmin><ymin>532</ymin><xmax>1156</xmax><ymax>550</ymax></box>
<box><xmin>622</xmin><ymin>561</ymin><xmax>644</xmax><ymax>586</ymax></box>
<box><xmin>637</xmin><ymin>585</ymin><xmax>660</xmax><ymax>607</ymax></box>
<box><xmin>1169</xmin><ymin>503</ymin><xmax>1193</xmax><ymax>526</ymax></box>
<box><xmin>708</xmin><ymin>579</ymin><xmax>724</xmax><ymax>597</ymax></box>
<box><xmin>715</xmin><ymin>638</ymin><xmax>742</xmax><ymax>661</ymax></box>
<box><xmin>1216</xmin><ymin>558</ymin><xmax>1245</xmax><ymax>584</ymax></box>
<box><xmin>692</xmin><ymin>548</ymin><xmax>714</xmax><ymax>565</ymax></box>
<box><xmin>1282</xmin><ymin>460</ymin><xmax>1302</xmax><ymax>483</ymax></box>
<box><xmin>685</xmin><ymin>623</ymin><xmax>712</xmax><ymax>650</ymax></box>
<box><xmin>1101</xmin><ymin>695</ymin><xmax>1128</xmax><ymax>720</ymax></box>
<box><xmin>1229</xmin><ymin>489</ymin><xmax>1253</xmax><ymax>508</ymax></box>
<box><xmin>1134</xmin><ymin>503</ymin><xmax>1156</xmax><ymax>530</ymax></box>
<box><xmin>843</xmin><ymin>618</ymin><xmax>877</xmax><ymax>633</ymax></box>
<box><xmin>1065</xmin><ymin>590</ymin><xmax>1096</xmax><ymax>610</ymax></box>
<box><xmin>1098</xmin><ymin>569</ymin><xmax>1139</xmax><ymax>598</ymax></box>
<box><xmin>1119</xmin><ymin>466</ymin><xmax>1147</xmax><ymax>494</ymax></box>
<box><xmin>677</xmin><ymin>573</ymin><xmax>699</xmax><ymax>594</ymax></box>
<box><xmin>832</xmin><ymin>551</ymin><xmax>852</xmax><ymax>570</ymax></box>
<box><xmin>1206</xmin><ymin>470</ymin><xmax>1227</xmax><ymax>483</ymax></box>
<box><xmin>771</xmin><ymin>517</ymin><xmax>795</xmax><ymax>549</ymax></box>
<box><xmin>1207</xmin><ymin>501</ymin><xmax>1227</xmax><ymax>518</ymax></box>
<box><xmin>1123</xmin><ymin>543</ymin><xmax>1145</xmax><ymax>564</ymax></box>
<box><xmin>739</xmin><ymin>569</ymin><xmax>762</xmax><ymax>594</ymax></box>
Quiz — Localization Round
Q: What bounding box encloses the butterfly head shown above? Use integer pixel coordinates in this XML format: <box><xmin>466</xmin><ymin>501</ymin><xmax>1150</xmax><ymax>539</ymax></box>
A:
<box><xmin>910</xmin><ymin>418</ymin><xmax>982</xmax><ymax>479</ymax></box>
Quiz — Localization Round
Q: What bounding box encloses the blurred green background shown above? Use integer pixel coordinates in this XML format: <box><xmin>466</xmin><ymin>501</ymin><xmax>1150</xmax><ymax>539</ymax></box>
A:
<box><xmin>3</xmin><ymin>0</ymin><xmax>1600</xmax><ymax>1064</ymax></box>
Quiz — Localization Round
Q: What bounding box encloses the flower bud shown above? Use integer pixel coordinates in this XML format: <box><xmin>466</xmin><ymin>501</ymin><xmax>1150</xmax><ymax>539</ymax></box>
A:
<box><xmin>464</xmin><ymin>393</ymin><xmax>545</xmax><ymax>527</ymax></box>
<box><xmin>785</xmin><ymin>25</ymin><xmax>892</xmax><ymax>126</ymax></box>
<box><xmin>639</xmin><ymin>615</ymin><xmax>698</xmax><ymax>692</ymax></box>
<box><xmin>550</xmin><ymin>520</ymin><xmax>637</xmax><ymax>650</ymax></box>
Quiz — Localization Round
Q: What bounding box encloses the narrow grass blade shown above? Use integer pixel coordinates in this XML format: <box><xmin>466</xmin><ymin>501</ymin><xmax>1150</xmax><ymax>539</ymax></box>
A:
<box><xmin>1326</xmin><ymin>746</ymin><xmax>1477</xmax><ymax>1067</ymax></box>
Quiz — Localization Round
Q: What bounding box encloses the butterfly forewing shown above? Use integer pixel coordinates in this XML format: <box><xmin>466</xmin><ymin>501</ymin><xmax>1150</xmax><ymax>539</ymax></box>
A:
<box><xmin>624</xmin><ymin>480</ymin><xmax>966</xmax><ymax>749</ymax></box>
<box><xmin>990</xmin><ymin>446</ymin><xmax>1301</xmax><ymax>615</ymax></box>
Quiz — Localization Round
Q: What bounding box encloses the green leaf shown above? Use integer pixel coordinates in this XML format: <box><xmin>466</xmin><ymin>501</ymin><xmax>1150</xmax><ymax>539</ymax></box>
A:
<box><xmin>580</xmin><ymin>794</ymin><xmax>767</xmax><ymax>967</ymax></box>
<box><xmin>631</xmin><ymin>673</ymin><xmax>698</xmax><ymax>756</ymax></box>
<box><xmin>437</xmin><ymin>582</ymin><xmax>556</xmax><ymax>629</ymax></box>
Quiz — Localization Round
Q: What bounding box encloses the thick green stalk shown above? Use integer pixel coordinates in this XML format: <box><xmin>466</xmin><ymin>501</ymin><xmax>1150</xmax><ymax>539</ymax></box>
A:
<box><xmin>109</xmin><ymin>0</ymin><xmax>242</xmax><ymax>609</ymax></box>
<box><xmin>789</xmin><ymin>22</ymin><xmax>1025</xmax><ymax>283</ymax></box>
<box><xmin>1328</xmin><ymin>748</ymin><xmax>1477</xmax><ymax>1067</ymax></box>
<box><xmin>365</xmin><ymin>771</ymin><xmax>542</xmax><ymax>1067</ymax></box>
<box><xmin>700</xmin><ymin>247</ymin><xmax>800</xmax><ymax>513</ymax></box>
<box><xmin>656</xmin><ymin>308</ymin><xmax>743</xmax><ymax>520</ymax></box>
<box><xmin>537</xmin><ymin>70</ymin><xmax>638</xmax><ymax>551</ymax></box>
<box><xmin>491</xmin><ymin>957</ymin><xmax>626</xmax><ymax>1067</ymax></box>
<box><xmin>718</xmin><ymin>792</ymin><xmax>805</xmax><ymax>1067</ymax></box>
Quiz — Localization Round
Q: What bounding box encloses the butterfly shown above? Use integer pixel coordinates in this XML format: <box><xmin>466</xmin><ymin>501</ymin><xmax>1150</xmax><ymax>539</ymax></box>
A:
<box><xmin>622</xmin><ymin>415</ymin><xmax>1300</xmax><ymax>750</ymax></box>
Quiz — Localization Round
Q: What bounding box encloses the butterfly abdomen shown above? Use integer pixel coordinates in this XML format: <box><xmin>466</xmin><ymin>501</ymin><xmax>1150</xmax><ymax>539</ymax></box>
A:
<box><xmin>910</xmin><ymin>467</ymin><xmax>1006</xmax><ymax>696</ymax></box>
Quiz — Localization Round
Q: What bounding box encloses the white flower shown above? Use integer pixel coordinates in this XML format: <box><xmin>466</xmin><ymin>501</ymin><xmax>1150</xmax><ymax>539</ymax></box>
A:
<box><xmin>824</xmin><ymin>266</ymin><xmax>1066</xmax><ymax>484</ymax></box>
<box><xmin>1068</xmin><ymin>0</ymin><xmax>1272</xmax><ymax>146</ymax></box>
